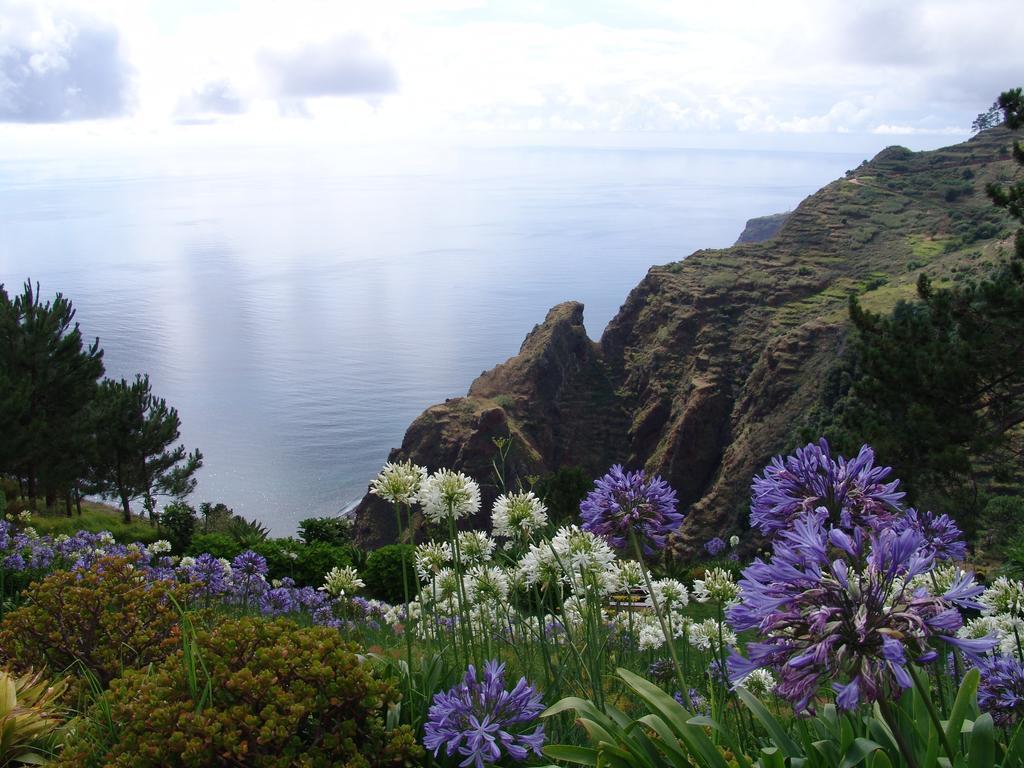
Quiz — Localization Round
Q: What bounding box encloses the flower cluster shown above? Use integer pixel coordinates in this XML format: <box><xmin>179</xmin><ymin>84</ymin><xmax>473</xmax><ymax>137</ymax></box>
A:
<box><xmin>491</xmin><ymin>491</ymin><xmax>548</xmax><ymax>540</ymax></box>
<box><xmin>370</xmin><ymin>460</ymin><xmax>427</xmax><ymax>505</ymax></box>
<box><xmin>728</xmin><ymin>504</ymin><xmax>991</xmax><ymax>712</ymax></box>
<box><xmin>750</xmin><ymin>440</ymin><xmax>904</xmax><ymax>538</ymax></box>
<box><xmin>704</xmin><ymin>537</ymin><xmax>726</xmax><ymax>557</ymax></box>
<box><xmin>424</xmin><ymin>660</ymin><xmax>544</xmax><ymax>768</ymax></box>
<box><xmin>580</xmin><ymin>464</ymin><xmax>682</xmax><ymax>553</ymax></box>
<box><xmin>420</xmin><ymin>469</ymin><xmax>482</xmax><ymax>523</ymax></box>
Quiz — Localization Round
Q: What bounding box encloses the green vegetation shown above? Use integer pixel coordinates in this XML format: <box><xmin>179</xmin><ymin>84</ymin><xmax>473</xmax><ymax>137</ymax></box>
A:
<box><xmin>806</xmin><ymin>88</ymin><xmax>1024</xmax><ymax>527</ymax></box>
<box><xmin>56</xmin><ymin>617</ymin><xmax>422</xmax><ymax>768</ymax></box>
<box><xmin>0</xmin><ymin>281</ymin><xmax>202</xmax><ymax>523</ymax></box>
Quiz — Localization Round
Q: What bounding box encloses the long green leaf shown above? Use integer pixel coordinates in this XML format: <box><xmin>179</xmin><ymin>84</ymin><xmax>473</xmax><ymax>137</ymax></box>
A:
<box><xmin>616</xmin><ymin>668</ymin><xmax>731</xmax><ymax>768</ymax></box>
<box><xmin>967</xmin><ymin>713</ymin><xmax>994</xmax><ymax>768</ymax></box>
<box><xmin>736</xmin><ymin>686</ymin><xmax>801</xmax><ymax>758</ymax></box>
<box><xmin>946</xmin><ymin>669</ymin><xmax>980</xmax><ymax>750</ymax></box>
<box><xmin>839</xmin><ymin>737</ymin><xmax>884</xmax><ymax>768</ymax></box>
<box><xmin>543</xmin><ymin>745</ymin><xmax>600</xmax><ymax>766</ymax></box>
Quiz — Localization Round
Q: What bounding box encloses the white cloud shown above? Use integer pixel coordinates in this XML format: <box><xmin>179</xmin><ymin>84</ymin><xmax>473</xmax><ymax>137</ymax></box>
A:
<box><xmin>0</xmin><ymin>0</ymin><xmax>1021</xmax><ymax>144</ymax></box>
<box><xmin>0</xmin><ymin>2</ymin><xmax>133</xmax><ymax>122</ymax></box>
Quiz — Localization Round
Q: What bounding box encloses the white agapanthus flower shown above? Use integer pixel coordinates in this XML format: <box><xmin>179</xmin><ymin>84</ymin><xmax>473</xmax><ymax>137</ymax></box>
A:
<box><xmin>692</xmin><ymin>567</ymin><xmax>740</xmax><ymax>605</ymax></box>
<box><xmin>518</xmin><ymin>525</ymin><xmax>616</xmax><ymax>590</ymax></box>
<box><xmin>384</xmin><ymin>601</ymin><xmax>421</xmax><ymax>628</ymax></box>
<box><xmin>648</xmin><ymin>578</ymin><xmax>689</xmax><ymax>611</ymax></box>
<box><xmin>980</xmin><ymin>577</ymin><xmax>1024</xmax><ymax>617</ymax></box>
<box><xmin>491</xmin><ymin>490</ymin><xmax>548</xmax><ymax>539</ymax></box>
<box><xmin>97</xmin><ymin>531</ymin><xmax>116</xmax><ymax>547</ymax></box>
<box><xmin>420</xmin><ymin>469</ymin><xmax>481</xmax><ymax>522</ymax></box>
<box><xmin>735</xmin><ymin>668</ymin><xmax>776</xmax><ymax>697</ymax></box>
<box><xmin>611</xmin><ymin>560</ymin><xmax>645</xmax><ymax>593</ymax></box>
<box><xmin>637</xmin><ymin>616</ymin><xmax>668</xmax><ymax>651</ymax></box>
<box><xmin>370</xmin><ymin>460</ymin><xmax>427</xmax><ymax>505</ymax></box>
<box><xmin>909</xmin><ymin>563</ymin><xmax>971</xmax><ymax>594</ymax></box>
<box><xmin>320</xmin><ymin>565</ymin><xmax>365</xmax><ymax>597</ymax></box>
<box><xmin>457</xmin><ymin>531</ymin><xmax>495</xmax><ymax>564</ymax></box>
<box><xmin>149</xmin><ymin>539</ymin><xmax>173</xmax><ymax>555</ymax></box>
<box><xmin>729</xmin><ymin>535</ymin><xmax>740</xmax><ymax>548</ymax></box>
<box><xmin>414</xmin><ymin>541</ymin><xmax>452</xmax><ymax>582</ymax></box>
<box><xmin>432</xmin><ymin>567</ymin><xmax>464</xmax><ymax>604</ymax></box>
<box><xmin>688</xmin><ymin>618</ymin><xmax>737</xmax><ymax>651</ymax></box>
<box><xmin>960</xmin><ymin>614</ymin><xmax>1024</xmax><ymax>657</ymax></box>
<box><xmin>178</xmin><ymin>556</ymin><xmax>196</xmax><ymax>569</ymax></box>
<box><xmin>465</xmin><ymin>565</ymin><xmax>510</xmax><ymax>604</ymax></box>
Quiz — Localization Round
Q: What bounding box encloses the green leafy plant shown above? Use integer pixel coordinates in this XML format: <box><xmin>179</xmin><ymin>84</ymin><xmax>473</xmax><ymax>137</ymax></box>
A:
<box><xmin>184</xmin><ymin>532</ymin><xmax>241</xmax><ymax>561</ymax></box>
<box><xmin>545</xmin><ymin>667</ymin><xmax>1024</xmax><ymax>768</ymax></box>
<box><xmin>0</xmin><ymin>668</ymin><xmax>68</xmax><ymax>767</ymax></box>
<box><xmin>225</xmin><ymin>516</ymin><xmax>269</xmax><ymax>547</ymax></box>
<box><xmin>363</xmin><ymin>544</ymin><xmax>415</xmax><ymax>603</ymax></box>
<box><xmin>157</xmin><ymin>501</ymin><xmax>196</xmax><ymax>554</ymax></box>
<box><xmin>297</xmin><ymin>516</ymin><xmax>353</xmax><ymax>547</ymax></box>
<box><xmin>56</xmin><ymin>617</ymin><xmax>422</xmax><ymax>767</ymax></box>
<box><xmin>0</xmin><ymin>555</ymin><xmax>192</xmax><ymax>687</ymax></box>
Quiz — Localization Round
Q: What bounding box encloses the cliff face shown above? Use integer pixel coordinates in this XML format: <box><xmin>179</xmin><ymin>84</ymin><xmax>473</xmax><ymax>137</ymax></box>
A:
<box><xmin>352</xmin><ymin>127</ymin><xmax>1019</xmax><ymax>548</ymax></box>
<box><xmin>735</xmin><ymin>212</ymin><xmax>791</xmax><ymax>244</ymax></box>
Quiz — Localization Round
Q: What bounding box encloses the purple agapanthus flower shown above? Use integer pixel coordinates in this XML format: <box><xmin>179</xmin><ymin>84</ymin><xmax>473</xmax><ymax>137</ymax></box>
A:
<box><xmin>896</xmin><ymin>509</ymin><xmax>967</xmax><ymax>561</ymax></box>
<box><xmin>182</xmin><ymin>553</ymin><xmax>231</xmax><ymax>597</ymax></box>
<box><xmin>976</xmin><ymin>654</ymin><xmax>1024</xmax><ymax>727</ymax></box>
<box><xmin>727</xmin><ymin>507</ymin><xmax>994</xmax><ymax>713</ymax></box>
<box><xmin>580</xmin><ymin>464</ymin><xmax>682</xmax><ymax>553</ymax></box>
<box><xmin>424</xmin><ymin>660</ymin><xmax>545</xmax><ymax>768</ymax></box>
<box><xmin>704</xmin><ymin>537</ymin><xmax>726</xmax><ymax>557</ymax></box>
<box><xmin>750</xmin><ymin>440</ymin><xmax>904</xmax><ymax>539</ymax></box>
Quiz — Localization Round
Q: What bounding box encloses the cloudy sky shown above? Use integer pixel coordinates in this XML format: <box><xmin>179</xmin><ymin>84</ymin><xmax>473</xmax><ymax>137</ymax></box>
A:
<box><xmin>1</xmin><ymin>0</ymin><xmax>1021</xmax><ymax>151</ymax></box>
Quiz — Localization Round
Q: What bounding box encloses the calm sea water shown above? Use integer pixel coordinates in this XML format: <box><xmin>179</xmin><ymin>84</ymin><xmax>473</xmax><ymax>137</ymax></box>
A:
<box><xmin>0</xmin><ymin>142</ymin><xmax>861</xmax><ymax>534</ymax></box>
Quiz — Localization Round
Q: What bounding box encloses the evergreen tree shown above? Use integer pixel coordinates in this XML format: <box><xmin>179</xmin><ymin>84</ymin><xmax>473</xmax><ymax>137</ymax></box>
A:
<box><xmin>0</xmin><ymin>280</ymin><xmax>104</xmax><ymax>509</ymax></box>
<box><xmin>91</xmin><ymin>374</ymin><xmax>203</xmax><ymax>522</ymax></box>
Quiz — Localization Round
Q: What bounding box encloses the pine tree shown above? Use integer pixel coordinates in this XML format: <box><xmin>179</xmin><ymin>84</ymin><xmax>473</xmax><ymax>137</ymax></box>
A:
<box><xmin>0</xmin><ymin>280</ymin><xmax>104</xmax><ymax>509</ymax></box>
<box><xmin>90</xmin><ymin>374</ymin><xmax>203</xmax><ymax>523</ymax></box>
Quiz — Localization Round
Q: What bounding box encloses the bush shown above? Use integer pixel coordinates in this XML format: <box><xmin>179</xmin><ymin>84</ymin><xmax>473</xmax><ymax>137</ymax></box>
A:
<box><xmin>362</xmin><ymin>544</ymin><xmax>414</xmax><ymax>603</ymax></box>
<box><xmin>186</xmin><ymin>532</ymin><xmax>242</xmax><ymax>560</ymax></box>
<box><xmin>56</xmin><ymin>617</ymin><xmax>422</xmax><ymax>767</ymax></box>
<box><xmin>158</xmin><ymin>501</ymin><xmax>196</xmax><ymax>553</ymax></box>
<box><xmin>534</xmin><ymin>466</ymin><xmax>592</xmax><ymax>528</ymax></box>
<box><xmin>0</xmin><ymin>554</ymin><xmax>193</xmax><ymax>687</ymax></box>
<box><xmin>984</xmin><ymin>496</ymin><xmax>1024</xmax><ymax>556</ymax></box>
<box><xmin>298</xmin><ymin>516</ymin><xmax>353</xmax><ymax>547</ymax></box>
<box><xmin>254</xmin><ymin>539</ymin><xmax>355</xmax><ymax>588</ymax></box>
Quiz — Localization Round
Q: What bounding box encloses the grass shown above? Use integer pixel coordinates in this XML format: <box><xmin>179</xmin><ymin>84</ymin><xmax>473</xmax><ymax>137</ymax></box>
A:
<box><xmin>28</xmin><ymin>502</ymin><xmax>162</xmax><ymax>544</ymax></box>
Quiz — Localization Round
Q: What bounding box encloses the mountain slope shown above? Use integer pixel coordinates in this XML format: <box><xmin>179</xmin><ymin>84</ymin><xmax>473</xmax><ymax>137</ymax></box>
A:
<box><xmin>352</xmin><ymin>127</ymin><xmax>1019</xmax><ymax>547</ymax></box>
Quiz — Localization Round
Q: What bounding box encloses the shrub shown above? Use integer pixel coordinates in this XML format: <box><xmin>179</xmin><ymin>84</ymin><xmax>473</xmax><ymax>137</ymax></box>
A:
<box><xmin>981</xmin><ymin>496</ymin><xmax>1024</xmax><ymax>554</ymax></box>
<box><xmin>362</xmin><ymin>544</ymin><xmax>414</xmax><ymax>602</ymax></box>
<box><xmin>298</xmin><ymin>516</ymin><xmax>353</xmax><ymax>547</ymax></box>
<box><xmin>226</xmin><ymin>516</ymin><xmax>270</xmax><ymax>548</ymax></box>
<box><xmin>158</xmin><ymin>501</ymin><xmax>196</xmax><ymax>553</ymax></box>
<box><xmin>253</xmin><ymin>539</ymin><xmax>355</xmax><ymax>588</ymax></box>
<box><xmin>534</xmin><ymin>466</ymin><xmax>592</xmax><ymax>528</ymax></box>
<box><xmin>186</xmin><ymin>532</ymin><xmax>242</xmax><ymax>560</ymax></box>
<box><xmin>57</xmin><ymin>617</ymin><xmax>422</xmax><ymax>767</ymax></box>
<box><xmin>0</xmin><ymin>667</ymin><xmax>68</xmax><ymax>766</ymax></box>
<box><xmin>0</xmin><ymin>555</ymin><xmax>192</xmax><ymax>687</ymax></box>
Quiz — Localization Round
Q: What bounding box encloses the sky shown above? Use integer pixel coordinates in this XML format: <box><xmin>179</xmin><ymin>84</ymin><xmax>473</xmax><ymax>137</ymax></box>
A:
<box><xmin>0</xmin><ymin>0</ymin><xmax>1021</xmax><ymax>153</ymax></box>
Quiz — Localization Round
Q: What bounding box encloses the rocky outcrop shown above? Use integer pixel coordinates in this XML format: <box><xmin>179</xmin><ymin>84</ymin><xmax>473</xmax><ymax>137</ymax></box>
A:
<box><xmin>735</xmin><ymin>212</ymin><xmax>791</xmax><ymax>244</ymax></box>
<box><xmin>352</xmin><ymin>127</ymin><xmax>1019</xmax><ymax>548</ymax></box>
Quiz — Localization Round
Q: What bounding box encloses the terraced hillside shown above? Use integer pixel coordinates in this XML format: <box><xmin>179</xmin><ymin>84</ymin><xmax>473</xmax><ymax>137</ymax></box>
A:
<box><xmin>352</xmin><ymin>127</ymin><xmax>1020</xmax><ymax>547</ymax></box>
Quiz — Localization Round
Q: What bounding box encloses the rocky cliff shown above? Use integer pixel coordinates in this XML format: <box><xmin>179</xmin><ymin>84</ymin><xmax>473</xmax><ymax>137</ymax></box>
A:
<box><xmin>735</xmin><ymin>211</ymin><xmax>791</xmax><ymax>244</ymax></box>
<box><xmin>352</xmin><ymin>127</ymin><xmax>1019</xmax><ymax>548</ymax></box>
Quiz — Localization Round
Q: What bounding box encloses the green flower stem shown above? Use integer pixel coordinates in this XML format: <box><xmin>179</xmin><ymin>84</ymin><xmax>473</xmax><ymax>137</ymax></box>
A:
<box><xmin>393</xmin><ymin>502</ymin><xmax>416</xmax><ymax>714</ymax></box>
<box><xmin>628</xmin><ymin>529</ymin><xmax>687</xmax><ymax>698</ymax></box>
<box><xmin>876</xmin><ymin>695</ymin><xmax>921</xmax><ymax>768</ymax></box>
<box><xmin>908</xmin><ymin>665</ymin><xmax>955</xmax><ymax>761</ymax></box>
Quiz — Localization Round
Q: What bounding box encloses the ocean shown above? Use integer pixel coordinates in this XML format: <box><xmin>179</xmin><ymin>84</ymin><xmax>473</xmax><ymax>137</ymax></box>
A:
<box><xmin>0</xmin><ymin>141</ymin><xmax>862</xmax><ymax>534</ymax></box>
